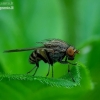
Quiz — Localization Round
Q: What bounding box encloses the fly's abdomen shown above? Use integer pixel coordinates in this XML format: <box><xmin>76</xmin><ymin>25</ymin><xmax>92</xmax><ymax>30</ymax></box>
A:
<box><xmin>29</xmin><ymin>52</ymin><xmax>40</xmax><ymax>64</ymax></box>
<box><xmin>29</xmin><ymin>52</ymin><xmax>36</xmax><ymax>64</ymax></box>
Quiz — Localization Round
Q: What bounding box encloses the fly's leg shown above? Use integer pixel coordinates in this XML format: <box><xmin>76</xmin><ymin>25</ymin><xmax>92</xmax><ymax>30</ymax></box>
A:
<box><xmin>59</xmin><ymin>60</ymin><xmax>77</xmax><ymax>65</ymax></box>
<box><xmin>46</xmin><ymin>64</ymin><xmax>50</xmax><ymax>77</ymax></box>
<box><xmin>27</xmin><ymin>65</ymin><xmax>39</xmax><ymax>76</ymax></box>
<box><xmin>43</xmin><ymin>49</ymin><xmax>54</xmax><ymax>78</ymax></box>
<box><xmin>67</xmin><ymin>61</ymin><xmax>77</xmax><ymax>66</ymax></box>
<box><xmin>32</xmin><ymin>62</ymin><xmax>39</xmax><ymax>76</ymax></box>
<box><xmin>27</xmin><ymin>61</ymin><xmax>39</xmax><ymax>76</ymax></box>
<box><xmin>46</xmin><ymin>64</ymin><xmax>53</xmax><ymax>78</ymax></box>
<box><xmin>51</xmin><ymin>66</ymin><xmax>53</xmax><ymax>78</ymax></box>
<box><xmin>59</xmin><ymin>59</ymin><xmax>76</xmax><ymax>82</ymax></box>
<box><xmin>27</xmin><ymin>65</ymin><xmax>36</xmax><ymax>74</ymax></box>
<box><xmin>32</xmin><ymin>66</ymin><xmax>39</xmax><ymax>76</ymax></box>
<box><xmin>64</xmin><ymin>56</ymin><xmax>77</xmax><ymax>65</ymax></box>
<box><xmin>68</xmin><ymin>64</ymin><xmax>75</xmax><ymax>82</ymax></box>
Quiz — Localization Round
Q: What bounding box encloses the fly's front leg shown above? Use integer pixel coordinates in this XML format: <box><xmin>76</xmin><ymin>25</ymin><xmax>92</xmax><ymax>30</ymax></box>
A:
<box><xmin>64</xmin><ymin>57</ymin><xmax>77</xmax><ymax>65</ymax></box>
<box><xmin>68</xmin><ymin>64</ymin><xmax>75</xmax><ymax>82</ymax></box>
<box><xmin>67</xmin><ymin>61</ymin><xmax>77</xmax><ymax>66</ymax></box>
<box><xmin>59</xmin><ymin>59</ymin><xmax>76</xmax><ymax>82</ymax></box>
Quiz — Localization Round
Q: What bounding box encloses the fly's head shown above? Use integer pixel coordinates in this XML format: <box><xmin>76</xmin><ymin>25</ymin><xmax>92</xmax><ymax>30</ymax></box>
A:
<box><xmin>66</xmin><ymin>46</ymin><xmax>79</xmax><ymax>60</ymax></box>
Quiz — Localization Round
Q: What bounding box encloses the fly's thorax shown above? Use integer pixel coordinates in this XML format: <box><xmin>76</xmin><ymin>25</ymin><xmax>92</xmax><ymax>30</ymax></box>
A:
<box><xmin>49</xmin><ymin>50</ymin><xmax>65</xmax><ymax>62</ymax></box>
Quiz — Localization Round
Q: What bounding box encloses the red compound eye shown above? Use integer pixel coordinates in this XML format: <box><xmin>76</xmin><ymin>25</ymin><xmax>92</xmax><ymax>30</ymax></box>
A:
<box><xmin>66</xmin><ymin>47</ymin><xmax>74</xmax><ymax>56</ymax></box>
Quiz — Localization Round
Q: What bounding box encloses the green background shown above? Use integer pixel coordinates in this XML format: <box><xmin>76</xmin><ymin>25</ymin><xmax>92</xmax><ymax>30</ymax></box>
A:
<box><xmin>0</xmin><ymin>0</ymin><xmax>100</xmax><ymax>100</ymax></box>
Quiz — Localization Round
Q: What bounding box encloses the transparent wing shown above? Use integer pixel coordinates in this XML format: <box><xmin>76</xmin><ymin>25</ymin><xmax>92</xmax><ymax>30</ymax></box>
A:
<box><xmin>4</xmin><ymin>47</ymin><xmax>43</xmax><ymax>53</ymax></box>
<box><xmin>43</xmin><ymin>39</ymin><xmax>68</xmax><ymax>48</ymax></box>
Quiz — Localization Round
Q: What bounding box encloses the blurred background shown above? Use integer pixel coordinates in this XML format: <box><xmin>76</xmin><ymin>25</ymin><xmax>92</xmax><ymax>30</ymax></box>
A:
<box><xmin>0</xmin><ymin>0</ymin><xmax>100</xmax><ymax>100</ymax></box>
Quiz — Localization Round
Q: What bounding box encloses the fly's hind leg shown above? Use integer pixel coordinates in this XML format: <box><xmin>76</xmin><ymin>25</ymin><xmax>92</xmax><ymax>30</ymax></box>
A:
<box><xmin>27</xmin><ymin>65</ymin><xmax>39</xmax><ymax>76</ymax></box>
<box><xmin>32</xmin><ymin>66</ymin><xmax>39</xmax><ymax>76</ymax></box>
<box><xmin>32</xmin><ymin>62</ymin><xmax>39</xmax><ymax>76</ymax></box>
<box><xmin>27</xmin><ymin>61</ymin><xmax>39</xmax><ymax>76</ymax></box>
<box><xmin>27</xmin><ymin>65</ymin><xmax>36</xmax><ymax>74</ymax></box>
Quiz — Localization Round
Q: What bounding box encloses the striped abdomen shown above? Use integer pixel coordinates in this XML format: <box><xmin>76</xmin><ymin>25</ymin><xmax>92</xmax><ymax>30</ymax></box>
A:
<box><xmin>29</xmin><ymin>51</ymin><xmax>41</xmax><ymax>64</ymax></box>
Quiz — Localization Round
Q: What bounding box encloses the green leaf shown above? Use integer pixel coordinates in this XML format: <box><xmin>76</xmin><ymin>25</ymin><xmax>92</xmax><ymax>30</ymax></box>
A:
<box><xmin>0</xmin><ymin>62</ymin><xmax>92</xmax><ymax>100</ymax></box>
<box><xmin>0</xmin><ymin>62</ymin><xmax>89</xmax><ymax>88</ymax></box>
